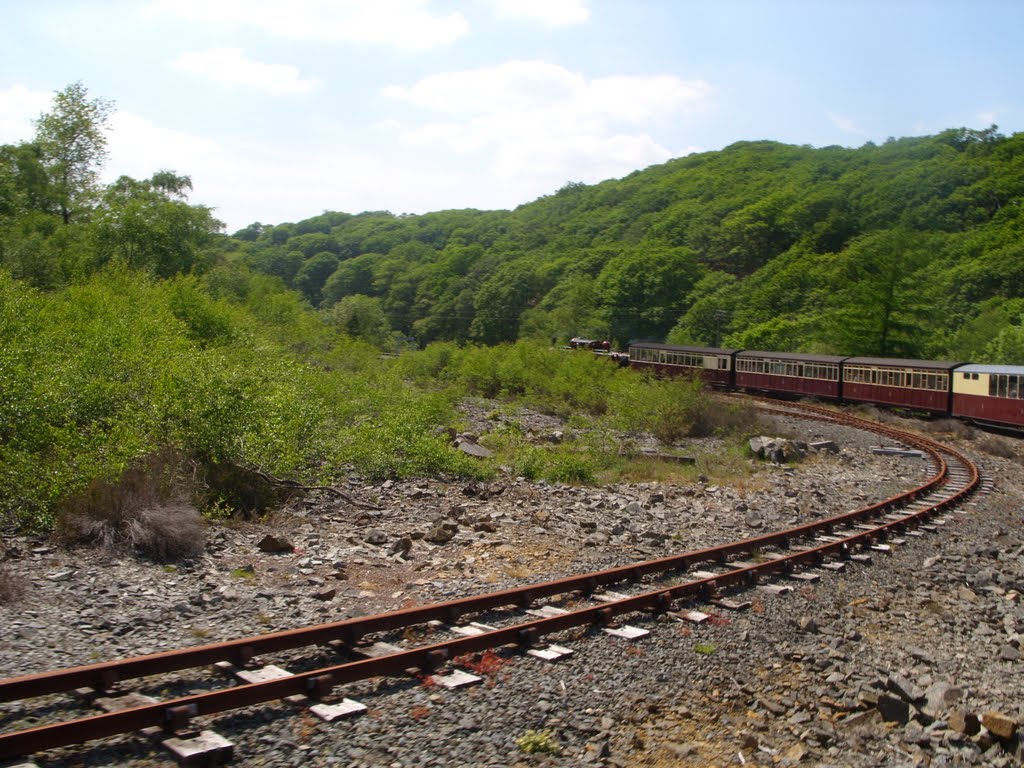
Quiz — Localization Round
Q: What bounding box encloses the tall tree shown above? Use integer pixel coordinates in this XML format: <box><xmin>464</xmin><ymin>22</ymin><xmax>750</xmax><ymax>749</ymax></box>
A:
<box><xmin>93</xmin><ymin>172</ymin><xmax>222</xmax><ymax>276</ymax></box>
<box><xmin>825</xmin><ymin>229</ymin><xmax>933</xmax><ymax>357</ymax></box>
<box><xmin>33</xmin><ymin>81</ymin><xmax>114</xmax><ymax>224</ymax></box>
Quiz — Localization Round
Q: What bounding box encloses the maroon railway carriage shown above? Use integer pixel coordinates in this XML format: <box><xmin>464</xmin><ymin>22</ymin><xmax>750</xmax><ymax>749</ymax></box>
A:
<box><xmin>952</xmin><ymin>364</ymin><xmax>1024</xmax><ymax>428</ymax></box>
<box><xmin>842</xmin><ymin>357</ymin><xmax>963</xmax><ymax>413</ymax></box>
<box><xmin>734</xmin><ymin>351</ymin><xmax>844</xmax><ymax>399</ymax></box>
<box><xmin>628</xmin><ymin>343</ymin><xmax>737</xmax><ymax>386</ymax></box>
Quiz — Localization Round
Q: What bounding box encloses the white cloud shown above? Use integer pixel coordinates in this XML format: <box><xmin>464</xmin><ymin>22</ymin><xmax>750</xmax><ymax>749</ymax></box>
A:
<box><xmin>383</xmin><ymin>60</ymin><xmax>712</xmax><ymax>191</ymax></box>
<box><xmin>484</xmin><ymin>0</ymin><xmax>590</xmax><ymax>27</ymax></box>
<box><xmin>104</xmin><ymin>111</ymin><xmax>223</xmax><ymax>185</ymax></box>
<box><xmin>173</xmin><ymin>48</ymin><xmax>317</xmax><ymax>94</ymax></box>
<box><xmin>826</xmin><ymin>111</ymin><xmax>864</xmax><ymax>136</ymax></box>
<box><xmin>976</xmin><ymin>111</ymin><xmax>998</xmax><ymax>127</ymax></box>
<box><xmin>0</xmin><ymin>84</ymin><xmax>53</xmax><ymax>143</ymax></box>
<box><xmin>145</xmin><ymin>0</ymin><xmax>469</xmax><ymax>51</ymax></box>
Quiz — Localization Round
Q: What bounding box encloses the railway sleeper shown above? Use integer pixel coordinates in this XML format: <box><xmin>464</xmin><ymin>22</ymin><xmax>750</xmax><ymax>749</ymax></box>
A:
<box><xmin>525</xmin><ymin>644</ymin><xmax>573</xmax><ymax>662</ymax></box>
<box><xmin>215</xmin><ymin>661</ymin><xmax>367</xmax><ymax>724</ymax></box>
<box><xmin>94</xmin><ymin>688</ymin><xmax>235</xmax><ymax>767</ymax></box>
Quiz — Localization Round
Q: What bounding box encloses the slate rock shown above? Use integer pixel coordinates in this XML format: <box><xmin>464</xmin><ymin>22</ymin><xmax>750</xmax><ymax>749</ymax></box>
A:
<box><xmin>257</xmin><ymin>535</ymin><xmax>294</xmax><ymax>554</ymax></box>
<box><xmin>981</xmin><ymin>710</ymin><xmax>1018</xmax><ymax>740</ymax></box>
<box><xmin>887</xmin><ymin>673</ymin><xmax>925</xmax><ymax>704</ymax></box>
<box><xmin>877</xmin><ymin>694</ymin><xmax>912</xmax><ymax>724</ymax></box>
<box><xmin>389</xmin><ymin>537</ymin><xmax>413</xmax><ymax>557</ymax></box>
<box><xmin>364</xmin><ymin>529</ymin><xmax>388</xmax><ymax>546</ymax></box>
<box><xmin>425</xmin><ymin>521</ymin><xmax>458</xmax><ymax>544</ymax></box>
<box><xmin>456</xmin><ymin>440</ymin><xmax>493</xmax><ymax>459</ymax></box>
<box><xmin>947</xmin><ymin>709</ymin><xmax>981</xmax><ymax>736</ymax></box>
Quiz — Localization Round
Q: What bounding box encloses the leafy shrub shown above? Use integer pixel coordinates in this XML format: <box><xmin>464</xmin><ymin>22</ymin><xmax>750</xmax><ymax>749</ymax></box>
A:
<box><xmin>512</xmin><ymin>444</ymin><xmax>546</xmax><ymax>480</ymax></box>
<box><xmin>396</xmin><ymin>340</ymin><xmax>460</xmax><ymax>383</ymax></box>
<box><xmin>516</xmin><ymin>729</ymin><xmax>561</xmax><ymax>755</ymax></box>
<box><xmin>167</xmin><ymin>276</ymin><xmax>237</xmax><ymax>345</ymax></box>
<box><xmin>545</xmin><ymin>452</ymin><xmax>595</xmax><ymax>484</ymax></box>
<box><xmin>343</xmin><ymin>391</ymin><xmax>490</xmax><ymax>481</ymax></box>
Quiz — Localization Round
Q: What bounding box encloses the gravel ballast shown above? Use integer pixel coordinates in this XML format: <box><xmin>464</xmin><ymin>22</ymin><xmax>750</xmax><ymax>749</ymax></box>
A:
<box><xmin>0</xmin><ymin>408</ymin><xmax>1021</xmax><ymax>767</ymax></box>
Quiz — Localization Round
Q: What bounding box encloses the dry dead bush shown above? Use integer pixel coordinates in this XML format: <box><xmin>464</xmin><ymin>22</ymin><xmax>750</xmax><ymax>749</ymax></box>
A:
<box><xmin>923</xmin><ymin>418</ymin><xmax>976</xmax><ymax>440</ymax></box>
<box><xmin>56</xmin><ymin>451</ymin><xmax>206</xmax><ymax>562</ymax></box>
<box><xmin>701</xmin><ymin>397</ymin><xmax>758</xmax><ymax>436</ymax></box>
<box><xmin>0</xmin><ymin>565</ymin><xmax>28</xmax><ymax>605</ymax></box>
<box><xmin>852</xmin><ymin>404</ymin><xmax>897</xmax><ymax>424</ymax></box>
<box><xmin>976</xmin><ymin>435</ymin><xmax>1017</xmax><ymax>459</ymax></box>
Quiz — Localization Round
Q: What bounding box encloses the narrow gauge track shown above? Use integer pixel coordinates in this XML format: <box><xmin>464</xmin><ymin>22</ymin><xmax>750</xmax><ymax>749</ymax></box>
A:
<box><xmin>0</xmin><ymin>399</ymin><xmax>981</xmax><ymax>763</ymax></box>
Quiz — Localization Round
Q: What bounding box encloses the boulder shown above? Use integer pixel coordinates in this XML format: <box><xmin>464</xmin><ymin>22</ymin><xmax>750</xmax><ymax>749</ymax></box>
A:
<box><xmin>257</xmin><ymin>534</ymin><xmax>294</xmax><ymax>554</ymax></box>
<box><xmin>364</xmin><ymin>529</ymin><xmax>388</xmax><ymax>546</ymax></box>
<box><xmin>748</xmin><ymin>436</ymin><xmax>807</xmax><ymax>463</ymax></box>
<box><xmin>425</xmin><ymin>520</ymin><xmax>458</xmax><ymax>544</ymax></box>
<box><xmin>981</xmin><ymin>710</ymin><xmax>1018</xmax><ymax>740</ymax></box>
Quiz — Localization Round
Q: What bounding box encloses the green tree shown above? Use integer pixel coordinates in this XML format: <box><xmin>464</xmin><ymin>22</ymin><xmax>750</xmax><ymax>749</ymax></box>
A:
<box><xmin>33</xmin><ymin>81</ymin><xmax>114</xmax><ymax>224</ymax></box>
<box><xmin>0</xmin><ymin>142</ymin><xmax>56</xmax><ymax>218</ymax></box>
<box><xmin>596</xmin><ymin>246</ymin><xmax>703</xmax><ymax>346</ymax></box>
<box><xmin>470</xmin><ymin>262</ymin><xmax>539</xmax><ymax>344</ymax></box>
<box><xmin>322</xmin><ymin>253</ymin><xmax>380</xmax><ymax>304</ymax></box>
<box><xmin>323</xmin><ymin>294</ymin><xmax>392</xmax><ymax>348</ymax></box>
<box><xmin>294</xmin><ymin>251</ymin><xmax>340</xmax><ymax>306</ymax></box>
<box><xmin>983</xmin><ymin>317</ymin><xmax>1024</xmax><ymax>364</ymax></box>
<box><xmin>825</xmin><ymin>229</ymin><xmax>933</xmax><ymax>357</ymax></box>
<box><xmin>92</xmin><ymin>172</ymin><xmax>222</xmax><ymax>277</ymax></box>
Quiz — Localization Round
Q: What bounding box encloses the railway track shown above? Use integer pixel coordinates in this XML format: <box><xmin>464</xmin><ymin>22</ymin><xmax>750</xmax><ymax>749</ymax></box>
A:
<box><xmin>0</xmin><ymin>399</ymin><xmax>982</xmax><ymax>764</ymax></box>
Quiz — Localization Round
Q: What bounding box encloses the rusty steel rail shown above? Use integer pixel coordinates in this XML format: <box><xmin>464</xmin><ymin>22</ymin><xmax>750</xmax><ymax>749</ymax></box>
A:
<box><xmin>0</xmin><ymin>400</ymin><xmax>981</xmax><ymax>759</ymax></box>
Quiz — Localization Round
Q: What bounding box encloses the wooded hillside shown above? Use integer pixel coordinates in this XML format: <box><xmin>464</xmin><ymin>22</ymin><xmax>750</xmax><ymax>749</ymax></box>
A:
<box><xmin>229</xmin><ymin>128</ymin><xmax>1024</xmax><ymax>361</ymax></box>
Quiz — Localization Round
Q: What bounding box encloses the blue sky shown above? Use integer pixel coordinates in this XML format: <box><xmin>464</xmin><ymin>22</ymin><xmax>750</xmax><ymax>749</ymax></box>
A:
<box><xmin>2</xmin><ymin>0</ymin><xmax>1021</xmax><ymax>233</ymax></box>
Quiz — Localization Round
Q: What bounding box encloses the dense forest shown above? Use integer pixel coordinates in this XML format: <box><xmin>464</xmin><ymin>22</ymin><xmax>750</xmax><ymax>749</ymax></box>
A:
<box><xmin>6</xmin><ymin>86</ymin><xmax>1024</xmax><ymax>362</ymax></box>
<box><xmin>2</xmin><ymin>82</ymin><xmax>1023</xmax><ymax>535</ymax></box>
<box><xmin>221</xmin><ymin>125</ymin><xmax>1024</xmax><ymax>362</ymax></box>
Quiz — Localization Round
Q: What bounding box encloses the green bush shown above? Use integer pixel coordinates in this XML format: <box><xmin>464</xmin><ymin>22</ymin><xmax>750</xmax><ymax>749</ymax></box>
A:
<box><xmin>0</xmin><ymin>267</ymin><xmax>491</xmax><ymax>533</ymax></box>
<box><xmin>516</xmin><ymin>729</ymin><xmax>561</xmax><ymax>755</ymax></box>
<box><xmin>545</xmin><ymin>452</ymin><xmax>596</xmax><ymax>484</ymax></box>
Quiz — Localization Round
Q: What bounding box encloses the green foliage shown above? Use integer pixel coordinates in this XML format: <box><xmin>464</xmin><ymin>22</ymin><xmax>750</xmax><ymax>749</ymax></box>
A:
<box><xmin>232</xmin><ymin>128</ymin><xmax>1024</xmax><ymax>362</ymax></box>
<box><xmin>612</xmin><ymin>374</ymin><xmax>715</xmax><ymax>443</ymax></box>
<box><xmin>983</xmin><ymin>318</ymin><xmax>1024</xmax><ymax>364</ymax></box>
<box><xmin>544</xmin><ymin>452</ymin><xmax>596</xmax><ymax>484</ymax></box>
<box><xmin>516</xmin><ymin>729</ymin><xmax>561</xmax><ymax>755</ymax></box>
<box><xmin>92</xmin><ymin>172</ymin><xmax>222</xmax><ymax>276</ymax></box>
<box><xmin>322</xmin><ymin>293</ymin><xmax>393</xmax><ymax>348</ymax></box>
<box><xmin>167</xmin><ymin>276</ymin><xmax>238</xmax><ymax>345</ymax></box>
<box><xmin>32</xmin><ymin>81</ymin><xmax>114</xmax><ymax>224</ymax></box>
<box><xmin>0</xmin><ymin>267</ymin><xmax>489</xmax><ymax>532</ymax></box>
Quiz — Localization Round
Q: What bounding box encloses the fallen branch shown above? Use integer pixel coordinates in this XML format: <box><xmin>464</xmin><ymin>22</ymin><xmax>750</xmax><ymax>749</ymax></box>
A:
<box><xmin>246</xmin><ymin>467</ymin><xmax>383</xmax><ymax>511</ymax></box>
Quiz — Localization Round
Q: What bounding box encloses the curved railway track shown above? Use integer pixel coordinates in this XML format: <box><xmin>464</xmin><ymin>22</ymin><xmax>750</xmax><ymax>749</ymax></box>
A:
<box><xmin>0</xmin><ymin>399</ymin><xmax>982</xmax><ymax>763</ymax></box>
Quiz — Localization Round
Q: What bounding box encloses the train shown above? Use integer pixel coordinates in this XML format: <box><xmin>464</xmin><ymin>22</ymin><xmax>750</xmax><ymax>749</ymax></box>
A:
<box><xmin>624</xmin><ymin>342</ymin><xmax>1024</xmax><ymax>431</ymax></box>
